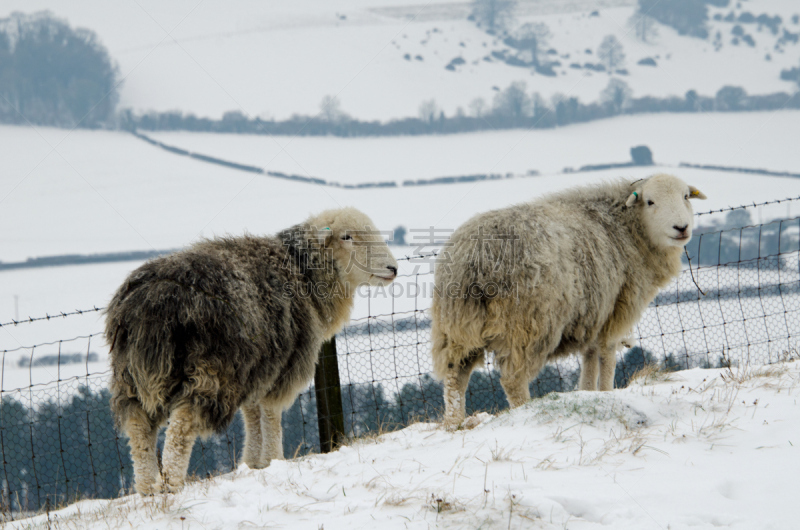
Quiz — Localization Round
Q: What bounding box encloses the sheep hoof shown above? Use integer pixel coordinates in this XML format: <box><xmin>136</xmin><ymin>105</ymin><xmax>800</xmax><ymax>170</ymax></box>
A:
<box><xmin>442</xmin><ymin>419</ymin><xmax>464</xmax><ymax>432</ymax></box>
<box><xmin>162</xmin><ymin>483</ymin><xmax>182</xmax><ymax>494</ymax></box>
<box><xmin>158</xmin><ymin>475</ymin><xmax>183</xmax><ymax>494</ymax></box>
<box><xmin>246</xmin><ymin>458</ymin><xmax>271</xmax><ymax>470</ymax></box>
<box><xmin>135</xmin><ymin>482</ymin><xmax>159</xmax><ymax>496</ymax></box>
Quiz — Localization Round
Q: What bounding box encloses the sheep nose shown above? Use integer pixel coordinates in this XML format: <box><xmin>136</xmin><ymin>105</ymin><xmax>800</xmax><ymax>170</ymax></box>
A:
<box><xmin>674</xmin><ymin>224</ymin><xmax>688</xmax><ymax>234</ymax></box>
<box><xmin>387</xmin><ymin>265</ymin><xmax>398</xmax><ymax>277</ymax></box>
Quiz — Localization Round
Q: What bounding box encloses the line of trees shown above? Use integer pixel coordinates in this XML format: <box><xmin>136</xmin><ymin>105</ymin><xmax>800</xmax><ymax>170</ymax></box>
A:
<box><xmin>122</xmin><ymin>83</ymin><xmax>800</xmax><ymax>137</ymax></box>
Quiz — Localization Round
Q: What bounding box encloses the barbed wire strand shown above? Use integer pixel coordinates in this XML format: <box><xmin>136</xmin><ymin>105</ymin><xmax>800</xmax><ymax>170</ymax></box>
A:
<box><xmin>694</xmin><ymin>195</ymin><xmax>800</xmax><ymax>217</ymax></box>
<box><xmin>0</xmin><ymin>307</ymin><xmax>105</xmax><ymax>329</ymax></box>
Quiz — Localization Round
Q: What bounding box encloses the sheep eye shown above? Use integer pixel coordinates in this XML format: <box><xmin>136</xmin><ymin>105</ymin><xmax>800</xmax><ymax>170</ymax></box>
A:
<box><xmin>684</xmin><ymin>194</ymin><xmax>689</xmax><ymax>200</ymax></box>
<box><xmin>647</xmin><ymin>200</ymin><xmax>655</xmax><ymax>206</ymax></box>
<box><xmin>341</xmin><ymin>234</ymin><xmax>353</xmax><ymax>241</ymax></box>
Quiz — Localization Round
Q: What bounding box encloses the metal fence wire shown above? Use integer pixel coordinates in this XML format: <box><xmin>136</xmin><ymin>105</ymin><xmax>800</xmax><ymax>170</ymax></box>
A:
<box><xmin>2</xmin><ymin>201</ymin><xmax>800</xmax><ymax>520</ymax></box>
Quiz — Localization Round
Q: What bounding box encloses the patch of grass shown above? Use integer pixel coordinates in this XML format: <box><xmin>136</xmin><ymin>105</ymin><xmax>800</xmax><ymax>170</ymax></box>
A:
<box><xmin>490</xmin><ymin>441</ymin><xmax>514</xmax><ymax>462</ymax></box>
<box><xmin>428</xmin><ymin>493</ymin><xmax>462</xmax><ymax>515</ymax></box>
<box><xmin>627</xmin><ymin>364</ymin><xmax>673</xmax><ymax>386</ymax></box>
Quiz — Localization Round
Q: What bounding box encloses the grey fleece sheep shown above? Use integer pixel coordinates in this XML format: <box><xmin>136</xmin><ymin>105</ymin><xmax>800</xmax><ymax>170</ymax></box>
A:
<box><xmin>106</xmin><ymin>207</ymin><xmax>398</xmax><ymax>494</ymax></box>
<box><xmin>431</xmin><ymin>174</ymin><xmax>706</xmax><ymax>428</ymax></box>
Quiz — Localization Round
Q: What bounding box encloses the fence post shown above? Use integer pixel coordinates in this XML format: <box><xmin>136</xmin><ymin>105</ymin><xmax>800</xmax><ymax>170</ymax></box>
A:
<box><xmin>314</xmin><ymin>337</ymin><xmax>345</xmax><ymax>453</ymax></box>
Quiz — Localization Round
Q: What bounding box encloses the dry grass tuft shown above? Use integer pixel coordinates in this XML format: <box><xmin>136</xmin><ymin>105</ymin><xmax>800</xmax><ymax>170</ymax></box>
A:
<box><xmin>627</xmin><ymin>364</ymin><xmax>673</xmax><ymax>386</ymax></box>
<box><xmin>428</xmin><ymin>493</ymin><xmax>461</xmax><ymax>515</ymax></box>
<box><xmin>490</xmin><ymin>441</ymin><xmax>514</xmax><ymax>462</ymax></box>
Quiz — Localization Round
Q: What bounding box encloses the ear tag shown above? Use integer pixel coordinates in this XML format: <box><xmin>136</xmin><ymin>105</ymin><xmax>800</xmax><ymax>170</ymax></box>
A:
<box><xmin>632</xmin><ymin>191</ymin><xmax>639</xmax><ymax>198</ymax></box>
<box><xmin>691</xmin><ymin>190</ymin><xmax>700</xmax><ymax>196</ymax></box>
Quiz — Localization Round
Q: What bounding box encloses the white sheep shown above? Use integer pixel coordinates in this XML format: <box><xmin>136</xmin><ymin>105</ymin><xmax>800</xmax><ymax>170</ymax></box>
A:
<box><xmin>430</xmin><ymin>174</ymin><xmax>706</xmax><ymax>428</ymax></box>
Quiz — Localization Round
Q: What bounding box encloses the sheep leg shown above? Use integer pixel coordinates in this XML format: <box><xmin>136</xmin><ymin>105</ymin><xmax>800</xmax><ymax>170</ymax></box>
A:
<box><xmin>579</xmin><ymin>348</ymin><xmax>600</xmax><ymax>391</ymax></box>
<box><xmin>241</xmin><ymin>403</ymin><xmax>264</xmax><ymax>469</ymax></box>
<box><xmin>499</xmin><ymin>347</ymin><xmax>547</xmax><ymax>408</ymax></box>
<box><xmin>598</xmin><ymin>347</ymin><xmax>617</xmax><ymax>391</ymax></box>
<box><xmin>260</xmin><ymin>401</ymin><xmax>284</xmax><ymax>464</ymax></box>
<box><xmin>161</xmin><ymin>405</ymin><xmax>198</xmax><ymax>492</ymax></box>
<box><xmin>442</xmin><ymin>349</ymin><xmax>484</xmax><ymax>429</ymax></box>
<box><xmin>124</xmin><ymin>410</ymin><xmax>161</xmax><ymax>496</ymax></box>
<box><xmin>500</xmin><ymin>370</ymin><xmax>531</xmax><ymax>409</ymax></box>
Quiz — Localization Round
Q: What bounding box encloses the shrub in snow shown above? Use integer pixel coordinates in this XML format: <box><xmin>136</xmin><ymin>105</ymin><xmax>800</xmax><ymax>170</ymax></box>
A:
<box><xmin>631</xmin><ymin>145</ymin><xmax>654</xmax><ymax>166</ymax></box>
<box><xmin>715</xmin><ymin>85</ymin><xmax>748</xmax><ymax>110</ymax></box>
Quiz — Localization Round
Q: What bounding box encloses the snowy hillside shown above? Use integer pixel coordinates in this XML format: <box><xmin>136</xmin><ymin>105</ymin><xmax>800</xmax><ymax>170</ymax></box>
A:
<box><xmin>10</xmin><ymin>362</ymin><xmax>800</xmax><ymax>529</ymax></box>
<box><xmin>1</xmin><ymin>0</ymin><xmax>798</xmax><ymax>120</ymax></box>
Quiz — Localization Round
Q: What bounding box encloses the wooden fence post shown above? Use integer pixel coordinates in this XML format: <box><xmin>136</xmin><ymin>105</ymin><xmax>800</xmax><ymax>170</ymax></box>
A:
<box><xmin>314</xmin><ymin>337</ymin><xmax>345</xmax><ymax>453</ymax></box>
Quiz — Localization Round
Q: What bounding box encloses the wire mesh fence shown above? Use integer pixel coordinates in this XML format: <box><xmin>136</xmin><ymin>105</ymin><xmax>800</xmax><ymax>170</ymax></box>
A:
<box><xmin>2</xmin><ymin>200</ymin><xmax>800</xmax><ymax>520</ymax></box>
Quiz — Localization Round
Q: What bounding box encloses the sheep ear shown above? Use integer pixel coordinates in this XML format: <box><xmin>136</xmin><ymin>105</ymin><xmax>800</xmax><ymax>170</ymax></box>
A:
<box><xmin>688</xmin><ymin>186</ymin><xmax>707</xmax><ymax>200</ymax></box>
<box><xmin>625</xmin><ymin>190</ymin><xmax>640</xmax><ymax>207</ymax></box>
<box><xmin>315</xmin><ymin>227</ymin><xmax>333</xmax><ymax>247</ymax></box>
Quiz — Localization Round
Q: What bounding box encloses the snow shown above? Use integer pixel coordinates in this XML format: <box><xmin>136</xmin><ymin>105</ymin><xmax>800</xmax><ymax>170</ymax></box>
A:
<box><xmin>10</xmin><ymin>361</ymin><xmax>800</xmax><ymax>529</ymax></box>
<box><xmin>147</xmin><ymin>110</ymin><xmax>800</xmax><ymax>184</ymax></box>
<box><xmin>1</xmin><ymin>0</ymin><xmax>798</xmax><ymax>120</ymax></box>
<box><xmin>3</xmin><ymin>111</ymin><xmax>800</xmax><ymax>266</ymax></box>
<box><xmin>1</xmin><ymin>1</ymin><xmax>799</xmax><ymax>525</ymax></box>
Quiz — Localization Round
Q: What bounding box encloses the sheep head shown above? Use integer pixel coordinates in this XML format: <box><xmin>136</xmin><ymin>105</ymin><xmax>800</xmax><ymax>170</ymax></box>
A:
<box><xmin>309</xmin><ymin>207</ymin><xmax>398</xmax><ymax>289</ymax></box>
<box><xmin>625</xmin><ymin>174</ymin><xmax>706</xmax><ymax>248</ymax></box>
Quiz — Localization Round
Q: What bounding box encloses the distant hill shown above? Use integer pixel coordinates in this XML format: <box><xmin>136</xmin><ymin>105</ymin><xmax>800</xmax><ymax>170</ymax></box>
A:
<box><xmin>0</xmin><ymin>0</ymin><xmax>797</xmax><ymax>121</ymax></box>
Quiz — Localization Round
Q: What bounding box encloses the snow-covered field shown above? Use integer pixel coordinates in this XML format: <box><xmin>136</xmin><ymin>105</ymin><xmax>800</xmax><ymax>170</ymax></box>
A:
<box><xmin>3</xmin><ymin>111</ymin><xmax>800</xmax><ymax>265</ymax></box>
<box><xmin>148</xmin><ymin>110</ymin><xmax>800</xmax><ymax>184</ymax></box>
<box><xmin>10</xmin><ymin>362</ymin><xmax>800</xmax><ymax>529</ymax></box>
<box><xmin>1</xmin><ymin>0</ymin><xmax>798</xmax><ymax>120</ymax></box>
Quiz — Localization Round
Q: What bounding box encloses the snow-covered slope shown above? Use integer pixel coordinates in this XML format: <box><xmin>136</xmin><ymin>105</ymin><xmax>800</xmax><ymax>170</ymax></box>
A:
<box><xmin>0</xmin><ymin>0</ymin><xmax>797</xmax><ymax>120</ymax></box>
<box><xmin>10</xmin><ymin>362</ymin><xmax>800</xmax><ymax>529</ymax></box>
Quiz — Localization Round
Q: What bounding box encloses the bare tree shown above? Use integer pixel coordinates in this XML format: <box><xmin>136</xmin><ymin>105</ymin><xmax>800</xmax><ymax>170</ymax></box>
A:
<box><xmin>512</xmin><ymin>22</ymin><xmax>551</xmax><ymax>67</ymax></box>
<box><xmin>469</xmin><ymin>97</ymin><xmax>488</xmax><ymax>117</ymax></box>
<box><xmin>419</xmin><ymin>99</ymin><xmax>441</xmax><ymax>123</ymax></box>
<box><xmin>531</xmin><ymin>92</ymin><xmax>548</xmax><ymax>117</ymax></box>
<box><xmin>493</xmin><ymin>81</ymin><xmax>532</xmax><ymax>118</ymax></box>
<box><xmin>319</xmin><ymin>95</ymin><xmax>348</xmax><ymax>122</ymax></box>
<box><xmin>600</xmin><ymin>78</ymin><xmax>633</xmax><ymax>113</ymax></box>
<box><xmin>628</xmin><ymin>12</ymin><xmax>658</xmax><ymax>43</ymax></box>
<box><xmin>470</xmin><ymin>0</ymin><xmax>517</xmax><ymax>35</ymax></box>
<box><xmin>597</xmin><ymin>35</ymin><xmax>626</xmax><ymax>73</ymax></box>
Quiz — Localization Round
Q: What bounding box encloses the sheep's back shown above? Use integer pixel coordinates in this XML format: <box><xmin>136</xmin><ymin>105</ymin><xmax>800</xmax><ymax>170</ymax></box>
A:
<box><xmin>433</xmin><ymin>198</ymin><xmax>635</xmax><ymax>352</ymax></box>
<box><xmin>106</xmin><ymin>237</ymin><xmax>319</xmax><ymax>431</ymax></box>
